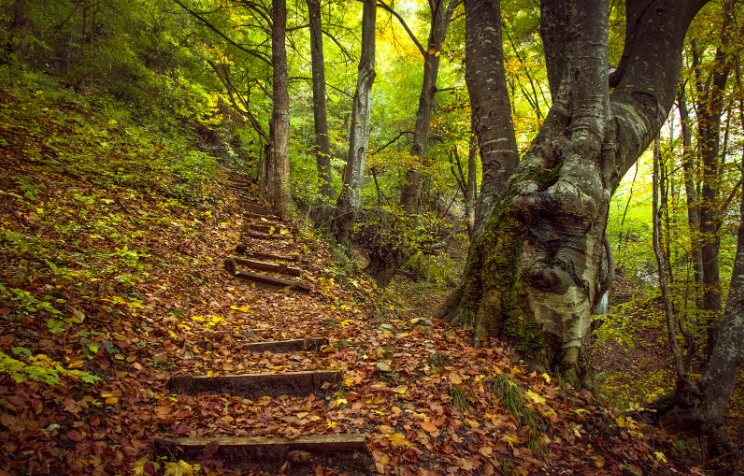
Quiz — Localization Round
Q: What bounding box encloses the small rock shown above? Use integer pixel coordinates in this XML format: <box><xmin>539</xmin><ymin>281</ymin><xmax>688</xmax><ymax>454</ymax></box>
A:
<box><xmin>378</xmin><ymin>323</ymin><xmax>396</xmax><ymax>332</ymax></box>
<box><xmin>376</xmin><ymin>362</ymin><xmax>393</xmax><ymax>372</ymax></box>
<box><xmin>445</xmin><ymin>329</ymin><xmax>457</xmax><ymax>340</ymax></box>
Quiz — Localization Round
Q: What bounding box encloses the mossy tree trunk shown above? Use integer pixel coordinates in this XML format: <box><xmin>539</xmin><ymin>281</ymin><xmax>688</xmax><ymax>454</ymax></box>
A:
<box><xmin>436</xmin><ymin>0</ymin><xmax>709</xmax><ymax>391</ymax></box>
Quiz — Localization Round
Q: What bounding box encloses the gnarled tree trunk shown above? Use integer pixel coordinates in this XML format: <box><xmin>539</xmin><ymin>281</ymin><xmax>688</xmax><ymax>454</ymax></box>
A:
<box><xmin>436</xmin><ymin>0</ymin><xmax>708</xmax><ymax>391</ymax></box>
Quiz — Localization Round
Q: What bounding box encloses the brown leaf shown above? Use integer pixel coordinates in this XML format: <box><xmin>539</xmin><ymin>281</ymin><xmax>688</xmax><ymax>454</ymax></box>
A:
<box><xmin>67</xmin><ymin>430</ymin><xmax>83</xmax><ymax>441</ymax></box>
<box><xmin>448</xmin><ymin>373</ymin><xmax>462</xmax><ymax>385</ymax></box>
<box><xmin>202</xmin><ymin>440</ymin><xmax>220</xmax><ymax>458</ymax></box>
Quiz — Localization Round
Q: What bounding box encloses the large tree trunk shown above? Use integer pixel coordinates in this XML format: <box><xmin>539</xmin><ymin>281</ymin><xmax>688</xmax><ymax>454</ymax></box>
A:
<box><xmin>335</xmin><ymin>0</ymin><xmax>376</xmax><ymax>246</ymax></box>
<box><xmin>365</xmin><ymin>0</ymin><xmax>459</xmax><ymax>286</ymax></box>
<box><xmin>307</xmin><ymin>0</ymin><xmax>333</xmax><ymax>203</ymax></box>
<box><xmin>465</xmin><ymin>0</ymin><xmax>519</xmax><ymax>235</ymax></box>
<box><xmin>436</xmin><ymin>0</ymin><xmax>708</xmax><ymax>391</ymax></box>
<box><xmin>272</xmin><ymin>0</ymin><xmax>291</xmax><ymax>220</ymax></box>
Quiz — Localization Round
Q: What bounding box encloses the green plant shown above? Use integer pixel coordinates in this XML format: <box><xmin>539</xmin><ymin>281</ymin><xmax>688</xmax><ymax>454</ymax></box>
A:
<box><xmin>451</xmin><ymin>385</ymin><xmax>468</xmax><ymax>412</ymax></box>
<box><xmin>492</xmin><ymin>375</ymin><xmax>525</xmax><ymax>420</ymax></box>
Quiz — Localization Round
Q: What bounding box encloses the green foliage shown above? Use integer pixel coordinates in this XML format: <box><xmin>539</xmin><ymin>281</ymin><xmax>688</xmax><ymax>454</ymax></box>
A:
<box><xmin>492</xmin><ymin>375</ymin><xmax>525</xmax><ymax>420</ymax></box>
<box><xmin>0</xmin><ymin>351</ymin><xmax>101</xmax><ymax>385</ymax></box>
<box><xmin>450</xmin><ymin>385</ymin><xmax>469</xmax><ymax>412</ymax></box>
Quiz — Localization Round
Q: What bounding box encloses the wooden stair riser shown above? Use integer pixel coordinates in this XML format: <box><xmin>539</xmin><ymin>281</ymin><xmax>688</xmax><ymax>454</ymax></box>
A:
<box><xmin>166</xmin><ymin>371</ymin><xmax>340</xmax><ymax>399</ymax></box>
<box><xmin>242</xmin><ymin>338</ymin><xmax>329</xmax><ymax>354</ymax></box>
<box><xmin>154</xmin><ymin>434</ymin><xmax>371</xmax><ymax>475</ymax></box>
<box><xmin>227</xmin><ymin>256</ymin><xmax>301</xmax><ymax>276</ymax></box>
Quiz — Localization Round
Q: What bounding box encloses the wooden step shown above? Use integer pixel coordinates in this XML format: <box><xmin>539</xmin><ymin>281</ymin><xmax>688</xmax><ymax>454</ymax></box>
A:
<box><xmin>244</xmin><ymin>211</ymin><xmax>282</xmax><ymax>222</ymax></box>
<box><xmin>166</xmin><ymin>370</ymin><xmax>340</xmax><ymax>399</ymax></box>
<box><xmin>243</xmin><ymin>202</ymin><xmax>275</xmax><ymax>216</ymax></box>
<box><xmin>234</xmin><ymin>270</ymin><xmax>311</xmax><ymax>293</ymax></box>
<box><xmin>243</xmin><ymin>230</ymin><xmax>292</xmax><ymax>241</ymax></box>
<box><xmin>244</xmin><ymin>222</ymin><xmax>293</xmax><ymax>235</ymax></box>
<box><xmin>234</xmin><ymin>245</ymin><xmax>303</xmax><ymax>264</ymax></box>
<box><xmin>154</xmin><ymin>434</ymin><xmax>370</xmax><ymax>474</ymax></box>
<box><xmin>243</xmin><ymin>337</ymin><xmax>329</xmax><ymax>354</ymax></box>
<box><xmin>227</xmin><ymin>256</ymin><xmax>301</xmax><ymax>276</ymax></box>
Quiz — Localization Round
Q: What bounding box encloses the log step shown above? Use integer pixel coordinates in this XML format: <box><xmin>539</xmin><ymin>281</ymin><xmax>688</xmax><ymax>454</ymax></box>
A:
<box><xmin>244</xmin><ymin>211</ymin><xmax>282</xmax><ymax>222</ymax></box>
<box><xmin>243</xmin><ymin>230</ymin><xmax>292</xmax><ymax>241</ymax></box>
<box><xmin>243</xmin><ymin>203</ymin><xmax>275</xmax><ymax>216</ymax></box>
<box><xmin>234</xmin><ymin>245</ymin><xmax>303</xmax><ymax>264</ymax></box>
<box><xmin>245</xmin><ymin>222</ymin><xmax>293</xmax><ymax>235</ymax></box>
<box><xmin>227</xmin><ymin>256</ymin><xmax>301</xmax><ymax>276</ymax></box>
<box><xmin>154</xmin><ymin>434</ymin><xmax>370</xmax><ymax>474</ymax></box>
<box><xmin>166</xmin><ymin>370</ymin><xmax>340</xmax><ymax>399</ymax></box>
<box><xmin>235</xmin><ymin>270</ymin><xmax>311</xmax><ymax>293</ymax></box>
<box><xmin>243</xmin><ymin>337</ymin><xmax>329</xmax><ymax>354</ymax></box>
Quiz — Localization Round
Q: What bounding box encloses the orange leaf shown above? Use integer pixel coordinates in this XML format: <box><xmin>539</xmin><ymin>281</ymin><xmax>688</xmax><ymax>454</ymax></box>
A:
<box><xmin>421</xmin><ymin>420</ymin><xmax>438</xmax><ymax>433</ymax></box>
<box><xmin>448</xmin><ymin>373</ymin><xmax>462</xmax><ymax>385</ymax></box>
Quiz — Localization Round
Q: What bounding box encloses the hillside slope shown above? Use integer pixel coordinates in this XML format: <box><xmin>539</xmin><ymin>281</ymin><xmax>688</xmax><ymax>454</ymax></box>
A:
<box><xmin>0</xmin><ymin>76</ymin><xmax>701</xmax><ymax>476</ymax></box>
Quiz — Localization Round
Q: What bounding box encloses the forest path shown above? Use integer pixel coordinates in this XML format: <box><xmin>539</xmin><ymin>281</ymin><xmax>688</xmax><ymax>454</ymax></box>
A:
<box><xmin>153</xmin><ymin>171</ymin><xmax>371</xmax><ymax>475</ymax></box>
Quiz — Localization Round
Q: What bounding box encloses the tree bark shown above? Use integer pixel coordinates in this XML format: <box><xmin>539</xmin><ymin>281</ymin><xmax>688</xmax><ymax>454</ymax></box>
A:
<box><xmin>436</xmin><ymin>0</ymin><xmax>708</xmax><ymax>390</ymax></box>
<box><xmin>335</xmin><ymin>0</ymin><xmax>376</xmax><ymax>246</ymax></box>
<box><xmin>465</xmin><ymin>131</ymin><xmax>477</xmax><ymax>237</ymax></box>
<box><xmin>272</xmin><ymin>0</ymin><xmax>291</xmax><ymax>220</ymax></box>
<box><xmin>307</xmin><ymin>0</ymin><xmax>333</xmax><ymax>202</ymax></box>
<box><xmin>465</xmin><ymin>0</ymin><xmax>519</xmax><ymax>235</ymax></box>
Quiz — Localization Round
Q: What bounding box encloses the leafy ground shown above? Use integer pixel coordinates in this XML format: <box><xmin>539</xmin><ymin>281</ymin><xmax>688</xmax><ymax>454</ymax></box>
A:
<box><xmin>0</xmin><ymin>75</ymin><xmax>709</xmax><ymax>476</ymax></box>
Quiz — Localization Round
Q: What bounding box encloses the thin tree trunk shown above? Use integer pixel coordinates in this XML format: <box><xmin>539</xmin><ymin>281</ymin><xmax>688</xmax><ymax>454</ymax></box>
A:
<box><xmin>365</xmin><ymin>0</ymin><xmax>460</xmax><ymax>286</ymax></box>
<box><xmin>399</xmin><ymin>0</ymin><xmax>460</xmax><ymax>214</ymax></box>
<box><xmin>465</xmin><ymin>0</ymin><xmax>519</xmax><ymax>235</ymax></box>
<box><xmin>654</xmin><ymin>136</ymin><xmax>687</xmax><ymax>380</ymax></box>
<box><xmin>692</xmin><ymin>1</ymin><xmax>735</xmax><ymax>333</ymax></box>
<box><xmin>307</xmin><ymin>0</ymin><xmax>333</xmax><ymax>202</ymax></box>
<box><xmin>272</xmin><ymin>0</ymin><xmax>291</xmax><ymax>220</ymax></box>
<box><xmin>678</xmin><ymin>87</ymin><xmax>704</xmax><ymax>306</ymax></box>
<box><xmin>335</xmin><ymin>0</ymin><xmax>376</xmax><ymax>246</ymax></box>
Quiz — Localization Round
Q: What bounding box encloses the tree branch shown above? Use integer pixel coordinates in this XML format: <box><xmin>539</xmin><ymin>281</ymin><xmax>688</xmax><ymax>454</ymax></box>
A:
<box><xmin>376</xmin><ymin>0</ymin><xmax>426</xmax><ymax>57</ymax></box>
<box><xmin>171</xmin><ymin>0</ymin><xmax>272</xmax><ymax>66</ymax></box>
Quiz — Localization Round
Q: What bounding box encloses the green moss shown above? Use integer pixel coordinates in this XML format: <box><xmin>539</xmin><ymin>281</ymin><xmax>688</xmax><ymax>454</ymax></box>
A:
<box><xmin>503</xmin><ymin>281</ymin><xmax>543</xmax><ymax>351</ymax></box>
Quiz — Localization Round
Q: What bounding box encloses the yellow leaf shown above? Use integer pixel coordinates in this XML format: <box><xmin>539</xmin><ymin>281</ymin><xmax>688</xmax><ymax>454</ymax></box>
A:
<box><xmin>269</xmin><ymin>226</ymin><xmax>275</xmax><ymax>235</ymax></box>
<box><xmin>207</xmin><ymin>370</ymin><xmax>214</xmax><ymax>377</ymax></box>
<box><xmin>68</xmin><ymin>360</ymin><xmax>85</xmax><ymax>369</ymax></box>
<box><xmin>327</xmin><ymin>420</ymin><xmax>337</xmax><ymax>428</ymax></box>
<box><xmin>280</xmin><ymin>228</ymin><xmax>289</xmax><ymax>235</ymax></box>
<box><xmin>164</xmin><ymin>460</ymin><xmax>194</xmax><ymax>476</ymax></box>
<box><xmin>335</xmin><ymin>398</ymin><xmax>348</xmax><ymax>407</ymax></box>
<box><xmin>191</xmin><ymin>315</ymin><xmax>205</xmax><ymax>322</ymax></box>
<box><xmin>654</xmin><ymin>451</ymin><xmax>667</xmax><ymax>463</ymax></box>
<box><xmin>541</xmin><ymin>373</ymin><xmax>551</xmax><ymax>383</ymax></box>
<box><xmin>230</xmin><ymin>305</ymin><xmax>250</xmax><ymax>312</ymax></box>
<box><xmin>388</xmin><ymin>431</ymin><xmax>413</xmax><ymax>447</ymax></box>
<box><xmin>105</xmin><ymin>396</ymin><xmax>119</xmax><ymax>404</ymax></box>
<box><xmin>525</xmin><ymin>390</ymin><xmax>546</xmax><ymax>405</ymax></box>
<box><xmin>169</xmin><ymin>330</ymin><xmax>178</xmax><ymax>339</ymax></box>
<box><xmin>428</xmin><ymin>48</ymin><xmax>435</xmax><ymax>55</ymax></box>
<box><xmin>340</xmin><ymin>319</ymin><xmax>353</xmax><ymax>326</ymax></box>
